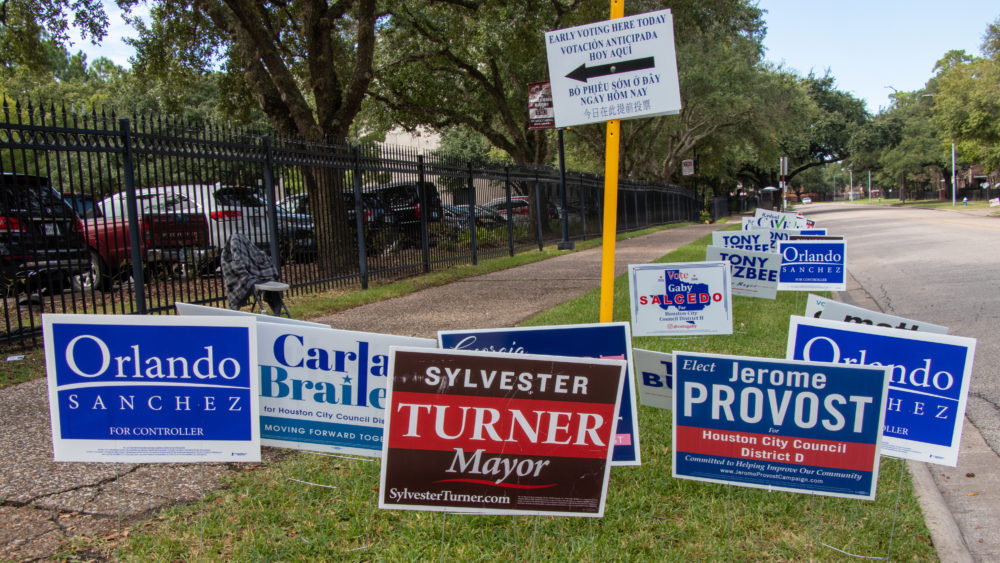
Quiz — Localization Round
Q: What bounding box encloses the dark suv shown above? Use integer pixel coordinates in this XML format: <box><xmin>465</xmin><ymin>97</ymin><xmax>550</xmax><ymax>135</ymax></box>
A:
<box><xmin>1</xmin><ymin>173</ymin><xmax>90</xmax><ymax>295</ymax></box>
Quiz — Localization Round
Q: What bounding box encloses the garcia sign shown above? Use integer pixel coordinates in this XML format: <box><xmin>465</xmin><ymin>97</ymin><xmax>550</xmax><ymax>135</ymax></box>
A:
<box><xmin>672</xmin><ymin>351</ymin><xmax>889</xmax><ymax>499</ymax></box>
<box><xmin>787</xmin><ymin>316</ymin><xmax>976</xmax><ymax>466</ymax></box>
<box><xmin>438</xmin><ymin>323</ymin><xmax>641</xmax><ymax>466</ymax></box>
<box><xmin>257</xmin><ymin>323</ymin><xmax>435</xmax><ymax>456</ymax></box>
<box><xmin>777</xmin><ymin>239</ymin><xmax>846</xmax><ymax>291</ymax></box>
<box><xmin>379</xmin><ymin>347</ymin><xmax>625</xmax><ymax>517</ymax></box>
<box><xmin>628</xmin><ymin>262</ymin><xmax>732</xmax><ymax>336</ymax></box>
<box><xmin>43</xmin><ymin>314</ymin><xmax>260</xmax><ymax>462</ymax></box>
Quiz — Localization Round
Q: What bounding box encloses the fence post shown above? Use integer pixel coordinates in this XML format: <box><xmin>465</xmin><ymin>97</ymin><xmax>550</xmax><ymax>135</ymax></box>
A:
<box><xmin>418</xmin><ymin>154</ymin><xmax>431</xmax><ymax>273</ymax></box>
<box><xmin>467</xmin><ymin>163</ymin><xmax>478</xmax><ymax>266</ymax></box>
<box><xmin>119</xmin><ymin>118</ymin><xmax>146</xmax><ymax>314</ymax></box>
<box><xmin>504</xmin><ymin>167</ymin><xmax>515</xmax><ymax>256</ymax></box>
<box><xmin>262</xmin><ymin>136</ymin><xmax>281</xmax><ymax>272</ymax></box>
<box><xmin>557</xmin><ymin>129</ymin><xmax>574</xmax><ymax>250</ymax></box>
<box><xmin>534</xmin><ymin>171</ymin><xmax>543</xmax><ymax>251</ymax></box>
<box><xmin>579</xmin><ymin>173</ymin><xmax>588</xmax><ymax>239</ymax></box>
<box><xmin>352</xmin><ymin>146</ymin><xmax>369</xmax><ymax>290</ymax></box>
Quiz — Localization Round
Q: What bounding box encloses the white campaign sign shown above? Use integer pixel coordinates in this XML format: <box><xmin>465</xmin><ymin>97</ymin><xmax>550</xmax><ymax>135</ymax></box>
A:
<box><xmin>705</xmin><ymin>245</ymin><xmax>778</xmax><ymax>300</ymax></box>
<box><xmin>627</xmin><ymin>262</ymin><xmax>733</xmax><ymax>336</ymax></box>
<box><xmin>633</xmin><ymin>349</ymin><xmax>673</xmax><ymax>410</ymax></box>
<box><xmin>545</xmin><ymin>9</ymin><xmax>681</xmax><ymax>127</ymax></box>
<box><xmin>820</xmin><ymin>301</ymin><xmax>949</xmax><ymax>334</ymax></box>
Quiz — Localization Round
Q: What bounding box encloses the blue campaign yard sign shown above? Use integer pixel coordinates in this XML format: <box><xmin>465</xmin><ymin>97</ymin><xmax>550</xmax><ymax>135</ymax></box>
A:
<box><xmin>43</xmin><ymin>314</ymin><xmax>259</xmax><ymax>462</ymax></box>
<box><xmin>777</xmin><ymin>239</ymin><xmax>846</xmax><ymax>291</ymax></box>
<box><xmin>438</xmin><ymin>322</ymin><xmax>641</xmax><ymax>466</ymax></box>
<box><xmin>787</xmin><ymin>316</ymin><xmax>976</xmax><ymax>467</ymax></box>
<box><xmin>672</xmin><ymin>351</ymin><xmax>889</xmax><ymax>499</ymax></box>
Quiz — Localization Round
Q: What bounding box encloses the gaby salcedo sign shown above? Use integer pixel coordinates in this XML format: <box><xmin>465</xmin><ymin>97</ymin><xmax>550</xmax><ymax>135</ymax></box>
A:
<box><xmin>438</xmin><ymin>323</ymin><xmax>641</xmax><ymax>466</ymax></box>
<box><xmin>786</xmin><ymin>316</ymin><xmax>976</xmax><ymax>466</ymax></box>
<box><xmin>257</xmin><ymin>323</ymin><xmax>436</xmax><ymax>457</ymax></box>
<box><xmin>43</xmin><ymin>314</ymin><xmax>260</xmax><ymax>462</ymax></box>
<box><xmin>705</xmin><ymin>245</ymin><xmax>778</xmax><ymax>300</ymax></box>
<box><xmin>672</xmin><ymin>351</ymin><xmax>890</xmax><ymax>500</ymax></box>
<box><xmin>777</xmin><ymin>238</ymin><xmax>846</xmax><ymax>291</ymax></box>
<box><xmin>379</xmin><ymin>347</ymin><xmax>626</xmax><ymax>517</ymax></box>
<box><xmin>628</xmin><ymin>262</ymin><xmax>733</xmax><ymax>336</ymax></box>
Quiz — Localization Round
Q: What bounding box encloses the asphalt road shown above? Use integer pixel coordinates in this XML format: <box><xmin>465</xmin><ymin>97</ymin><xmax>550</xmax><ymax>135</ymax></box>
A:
<box><xmin>801</xmin><ymin>201</ymin><xmax>1000</xmax><ymax>561</ymax></box>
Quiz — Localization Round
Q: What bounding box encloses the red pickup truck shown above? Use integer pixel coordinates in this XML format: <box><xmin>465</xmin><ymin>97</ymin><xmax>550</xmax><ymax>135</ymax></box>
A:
<box><xmin>73</xmin><ymin>192</ymin><xmax>215</xmax><ymax>291</ymax></box>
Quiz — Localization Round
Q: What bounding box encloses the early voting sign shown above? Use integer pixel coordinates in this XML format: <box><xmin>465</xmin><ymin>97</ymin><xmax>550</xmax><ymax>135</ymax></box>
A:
<box><xmin>256</xmin><ymin>323</ymin><xmax>435</xmax><ymax>456</ymax></box>
<box><xmin>633</xmin><ymin>348</ymin><xmax>672</xmax><ymax>410</ymax></box>
<box><xmin>672</xmin><ymin>351</ymin><xmax>890</xmax><ymax>500</ymax></box>
<box><xmin>43</xmin><ymin>314</ymin><xmax>260</xmax><ymax>462</ymax></box>
<box><xmin>544</xmin><ymin>9</ymin><xmax>681</xmax><ymax>127</ymax></box>
<box><xmin>705</xmin><ymin>246</ymin><xmax>778</xmax><ymax>300</ymax></box>
<box><xmin>438</xmin><ymin>323</ymin><xmax>641</xmax><ymax>466</ymax></box>
<box><xmin>379</xmin><ymin>347</ymin><xmax>625</xmax><ymax>517</ymax></box>
<box><xmin>628</xmin><ymin>262</ymin><xmax>733</xmax><ymax>336</ymax></box>
<box><xmin>777</xmin><ymin>239</ymin><xmax>846</xmax><ymax>291</ymax></box>
<box><xmin>787</xmin><ymin>317</ymin><xmax>976</xmax><ymax>466</ymax></box>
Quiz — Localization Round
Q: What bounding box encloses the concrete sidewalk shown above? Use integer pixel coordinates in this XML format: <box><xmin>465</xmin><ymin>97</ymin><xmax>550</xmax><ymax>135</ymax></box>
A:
<box><xmin>1</xmin><ymin>219</ymin><xmax>993</xmax><ymax>561</ymax></box>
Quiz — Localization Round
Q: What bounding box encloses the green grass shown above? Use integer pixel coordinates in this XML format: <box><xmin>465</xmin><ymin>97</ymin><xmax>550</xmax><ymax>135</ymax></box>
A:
<box><xmin>59</xmin><ymin>228</ymin><xmax>935</xmax><ymax>562</ymax></box>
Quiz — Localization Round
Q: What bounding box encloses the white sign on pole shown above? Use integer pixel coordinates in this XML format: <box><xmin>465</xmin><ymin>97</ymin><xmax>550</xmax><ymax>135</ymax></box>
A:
<box><xmin>681</xmin><ymin>158</ymin><xmax>695</xmax><ymax>176</ymax></box>
<box><xmin>544</xmin><ymin>9</ymin><xmax>681</xmax><ymax>128</ymax></box>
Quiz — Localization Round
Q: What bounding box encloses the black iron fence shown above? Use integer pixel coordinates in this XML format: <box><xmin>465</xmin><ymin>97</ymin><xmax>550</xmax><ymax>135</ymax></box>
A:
<box><xmin>1</xmin><ymin>99</ymin><xmax>700</xmax><ymax>346</ymax></box>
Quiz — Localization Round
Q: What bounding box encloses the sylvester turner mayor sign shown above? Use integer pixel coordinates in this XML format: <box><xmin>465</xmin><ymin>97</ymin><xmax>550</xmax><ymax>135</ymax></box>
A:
<box><xmin>672</xmin><ymin>351</ymin><xmax>889</xmax><ymax>500</ymax></box>
<box><xmin>43</xmin><ymin>314</ymin><xmax>259</xmax><ymax>462</ymax></box>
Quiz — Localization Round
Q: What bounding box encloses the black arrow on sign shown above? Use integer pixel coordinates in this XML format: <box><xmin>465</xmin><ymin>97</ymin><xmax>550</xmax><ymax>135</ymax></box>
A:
<box><xmin>565</xmin><ymin>56</ymin><xmax>655</xmax><ymax>83</ymax></box>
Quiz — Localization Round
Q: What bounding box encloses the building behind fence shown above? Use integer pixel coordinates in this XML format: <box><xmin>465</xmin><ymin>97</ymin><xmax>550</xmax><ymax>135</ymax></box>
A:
<box><xmin>1</xmin><ymin>99</ymin><xmax>702</xmax><ymax>346</ymax></box>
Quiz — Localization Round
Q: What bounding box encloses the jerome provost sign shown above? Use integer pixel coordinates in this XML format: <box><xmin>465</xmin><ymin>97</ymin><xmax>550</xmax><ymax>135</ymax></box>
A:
<box><xmin>379</xmin><ymin>347</ymin><xmax>626</xmax><ymax>517</ymax></box>
<box><xmin>438</xmin><ymin>323</ymin><xmax>642</xmax><ymax>466</ymax></box>
<box><xmin>786</xmin><ymin>316</ymin><xmax>976</xmax><ymax>466</ymax></box>
<box><xmin>256</xmin><ymin>323</ymin><xmax>436</xmax><ymax>457</ymax></box>
<box><xmin>672</xmin><ymin>351</ymin><xmax>890</xmax><ymax>500</ymax></box>
<box><xmin>628</xmin><ymin>262</ymin><xmax>733</xmax><ymax>336</ymax></box>
<box><xmin>544</xmin><ymin>9</ymin><xmax>681</xmax><ymax>127</ymax></box>
<box><xmin>43</xmin><ymin>314</ymin><xmax>260</xmax><ymax>462</ymax></box>
<box><xmin>777</xmin><ymin>239</ymin><xmax>846</xmax><ymax>291</ymax></box>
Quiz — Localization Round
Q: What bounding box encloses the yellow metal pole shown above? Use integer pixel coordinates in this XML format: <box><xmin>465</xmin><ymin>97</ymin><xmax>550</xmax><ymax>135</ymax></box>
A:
<box><xmin>599</xmin><ymin>0</ymin><xmax>625</xmax><ymax>323</ymax></box>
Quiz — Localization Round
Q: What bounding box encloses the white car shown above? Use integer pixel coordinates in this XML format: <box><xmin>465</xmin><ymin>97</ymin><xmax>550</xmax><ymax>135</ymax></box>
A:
<box><xmin>99</xmin><ymin>184</ymin><xmax>271</xmax><ymax>256</ymax></box>
<box><xmin>801</xmin><ymin>197</ymin><xmax>812</xmax><ymax>204</ymax></box>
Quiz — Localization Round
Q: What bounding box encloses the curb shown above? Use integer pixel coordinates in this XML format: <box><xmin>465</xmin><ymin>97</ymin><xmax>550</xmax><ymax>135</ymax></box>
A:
<box><xmin>839</xmin><ymin>271</ymin><xmax>975</xmax><ymax>563</ymax></box>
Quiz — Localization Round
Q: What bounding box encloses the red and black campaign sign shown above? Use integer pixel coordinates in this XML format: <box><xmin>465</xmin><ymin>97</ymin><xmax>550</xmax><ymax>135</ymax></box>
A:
<box><xmin>379</xmin><ymin>347</ymin><xmax>626</xmax><ymax>517</ymax></box>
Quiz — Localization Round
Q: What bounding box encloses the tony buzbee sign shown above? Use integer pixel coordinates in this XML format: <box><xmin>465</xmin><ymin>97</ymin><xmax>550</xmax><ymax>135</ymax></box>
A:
<box><xmin>43</xmin><ymin>315</ymin><xmax>260</xmax><ymax>462</ymax></box>
<box><xmin>628</xmin><ymin>262</ymin><xmax>732</xmax><ymax>336</ymax></box>
<box><xmin>705</xmin><ymin>246</ymin><xmax>779</xmax><ymax>300</ymax></box>
<box><xmin>379</xmin><ymin>347</ymin><xmax>626</xmax><ymax>517</ymax></box>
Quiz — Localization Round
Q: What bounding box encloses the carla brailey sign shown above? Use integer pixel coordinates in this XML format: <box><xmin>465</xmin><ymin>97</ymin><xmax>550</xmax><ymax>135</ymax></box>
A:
<box><xmin>777</xmin><ymin>238</ymin><xmax>846</xmax><ymax>292</ymax></box>
<box><xmin>819</xmin><ymin>300</ymin><xmax>948</xmax><ymax>334</ymax></box>
<box><xmin>705</xmin><ymin>246</ymin><xmax>778</xmax><ymax>300</ymax></box>
<box><xmin>43</xmin><ymin>314</ymin><xmax>260</xmax><ymax>462</ymax></box>
<box><xmin>628</xmin><ymin>262</ymin><xmax>733</xmax><ymax>336</ymax></box>
<box><xmin>786</xmin><ymin>316</ymin><xmax>976</xmax><ymax>466</ymax></box>
<box><xmin>672</xmin><ymin>351</ymin><xmax>890</xmax><ymax>500</ymax></box>
<box><xmin>633</xmin><ymin>348</ymin><xmax>673</xmax><ymax>410</ymax></box>
<box><xmin>257</xmin><ymin>323</ymin><xmax>436</xmax><ymax>457</ymax></box>
<box><xmin>545</xmin><ymin>9</ymin><xmax>681</xmax><ymax>128</ymax></box>
<box><xmin>438</xmin><ymin>322</ymin><xmax>641</xmax><ymax>466</ymax></box>
<box><xmin>379</xmin><ymin>347</ymin><xmax>626</xmax><ymax>517</ymax></box>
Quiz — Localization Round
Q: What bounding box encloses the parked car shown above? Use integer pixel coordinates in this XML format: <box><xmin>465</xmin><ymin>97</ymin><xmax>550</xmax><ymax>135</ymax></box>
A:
<box><xmin>801</xmin><ymin>197</ymin><xmax>812</xmax><ymax>204</ymax></box>
<box><xmin>99</xmin><ymin>184</ymin><xmax>270</xmax><ymax>268</ymax></box>
<box><xmin>61</xmin><ymin>192</ymin><xmax>98</xmax><ymax>218</ymax></box>
<box><xmin>79</xmin><ymin>191</ymin><xmax>214</xmax><ymax>290</ymax></box>
<box><xmin>442</xmin><ymin>204</ymin><xmax>507</xmax><ymax>229</ymax></box>
<box><xmin>1</xmin><ymin>173</ymin><xmax>90</xmax><ymax>296</ymax></box>
<box><xmin>280</xmin><ymin>181</ymin><xmax>444</xmax><ymax>250</ymax></box>
<box><xmin>483</xmin><ymin>195</ymin><xmax>531</xmax><ymax>222</ymax></box>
